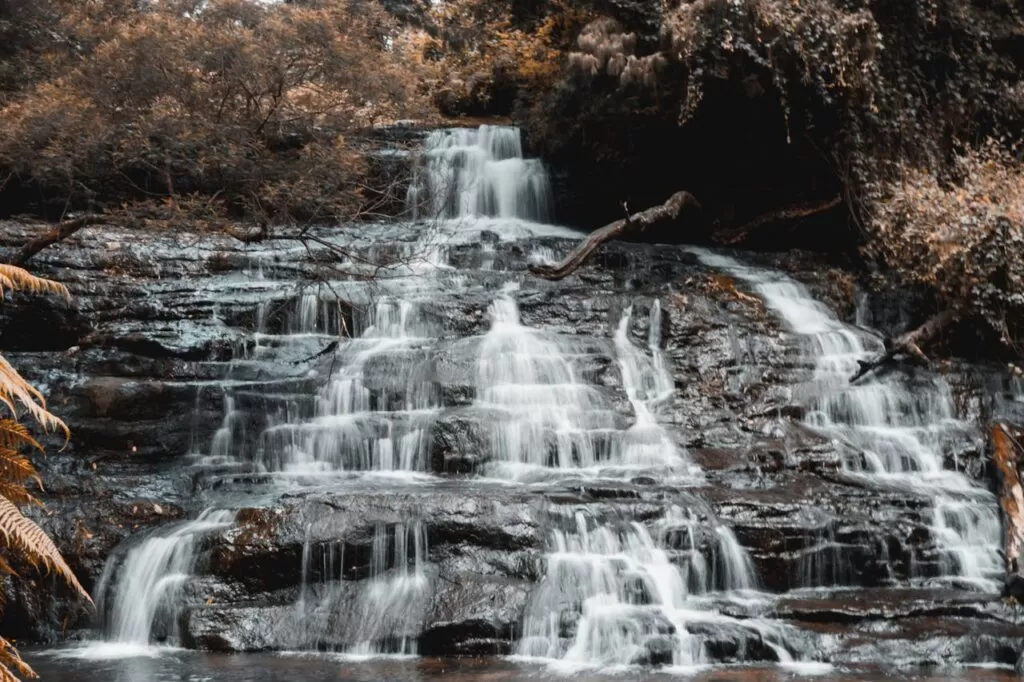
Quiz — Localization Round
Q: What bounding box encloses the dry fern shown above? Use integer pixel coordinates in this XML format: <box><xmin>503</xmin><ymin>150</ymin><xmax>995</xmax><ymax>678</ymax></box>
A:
<box><xmin>0</xmin><ymin>636</ymin><xmax>37</xmax><ymax>682</ymax></box>
<box><xmin>0</xmin><ymin>495</ymin><xmax>91</xmax><ymax>604</ymax></box>
<box><xmin>0</xmin><ymin>266</ymin><xmax>82</xmax><ymax>682</ymax></box>
<box><xmin>0</xmin><ymin>265</ymin><xmax>68</xmax><ymax>301</ymax></box>
<box><xmin>0</xmin><ymin>355</ymin><xmax>69</xmax><ymax>439</ymax></box>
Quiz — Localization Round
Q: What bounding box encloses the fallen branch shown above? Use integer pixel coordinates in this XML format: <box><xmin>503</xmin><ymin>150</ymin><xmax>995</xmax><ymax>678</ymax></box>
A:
<box><xmin>292</xmin><ymin>340</ymin><xmax>339</xmax><ymax>365</ymax></box>
<box><xmin>528</xmin><ymin>191</ymin><xmax>701</xmax><ymax>281</ymax></box>
<box><xmin>12</xmin><ymin>214</ymin><xmax>108</xmax><ymax>265</ymax></box>
<box><xmin>715</xmin><ymin>194</ymin><xmax>843</xmax><ymax>246</ymax></box>
<box><xmin>849</xmin><ymin>309</ymin><xmax>956</xmax><ymax>382</ymax></box>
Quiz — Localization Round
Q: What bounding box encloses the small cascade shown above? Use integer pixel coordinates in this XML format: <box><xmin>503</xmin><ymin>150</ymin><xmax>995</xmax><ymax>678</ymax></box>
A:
<box><xmin>407</xmin><ymin>125</ymin><xmax>552</xmax><ymax>223</ymax></box>
<box><xmin>476</xmin><ymin>293</ymin><xmax>615</xmax><ymax>473</ymax></box>
<box><xmin>690</xmin><ymin>249</ymin><xmax>1002</xmax><ymax>591</ymax></box>
<box><xmin>476</xmin><ymin>293</ymin><xmax>692</xmax><ymax>478</ymax></box>
<box><xmin>257</xmin><ymin>299</ymin><xmax>440</xmax><ymax>475</ymax></box>
<box><xmin>294</xmin><ymin>521</ymin><xmax>430</xmax><ymax>654</ymax></box>
<box><xmin>613</xmin><ymin>304</ymin><xmax>697</xmax><ymax>475</ymax></box>
<box><xmin>96</xmin><ymin>509</ymin><xmax>236</xmax><ymax>647</ymax></box>
<box><xmin>518</xmin><ymin>506</ymin><xmax>792</xmax><ymax>668</ymax></box>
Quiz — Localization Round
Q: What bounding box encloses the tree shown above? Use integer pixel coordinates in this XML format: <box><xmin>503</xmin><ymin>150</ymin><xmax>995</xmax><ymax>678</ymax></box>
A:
<box><xmin>0</xmin><ymin>264</ymin><xmax>91</xmax><ymax>682</ymax></box>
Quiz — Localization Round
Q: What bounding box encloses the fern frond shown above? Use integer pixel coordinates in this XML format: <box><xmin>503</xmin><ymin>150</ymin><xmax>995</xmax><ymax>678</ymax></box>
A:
<box><xmin>0</xmin><ymin>448</ymin><xmax>41</xmax><ymax>488</ymax></box>
<box><xmin>0</xmin><ymin>495</ymin><xmax>92</xmax><ymax>605</ymax></box>
<box><xmin>0</xmin><ymin>264</ymin><xmax>68</xmax><ymax>301</ymax></box>
<box><xmin>0</xmin><ymin>635</ymin><xmax>38</xmax><ymax>681</ymax></box>
<box><xmin>0</xmin><ymin>356</ymin><xmax>69</xmax><ymax>439</ymax></box>
<box><xmin>0</xmin><ymin>420</ymin><xmax>42</xmax><ymax>452</ymax></box>
<box><xmin>0</xmin><ymin>483</ymin><xmax>40</xmax><ymax>508</ymax></box>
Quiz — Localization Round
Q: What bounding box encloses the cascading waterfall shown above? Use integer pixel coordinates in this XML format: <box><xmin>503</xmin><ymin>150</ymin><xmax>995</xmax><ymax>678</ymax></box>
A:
<box><xmin>258</xmin><ymin>299</ymin><xmax>439</xmax><ymax>475</ymax></box>
<box><xmin>476</xmin><ymin>294</ymin><xmax>694</xmax><ymax>478</ymax></box>
<box><xmin>407</xmin><ymin>125</ymin><xmax>552</xmax><ymax>223</ymax></box>
<box><xmin>517</xmin><ymin>505</ymin><xmax>792</xmax><ymax>669</ymax></box>
<box><xmin>613</xmin><ymin>304</ymin><xmax>698</xmax><ymax>476</ymax></box>
<box><xmin>293</xmin><ymin>522</ymin><xmax>430</xmax><ymax>654</ymax></box>
<box><xmin>476</xmin><ymin>292</ymin><xmax>622</xmax><ymax>475</ymax></box>
<box><xmin>689</xmin><ymin>248</ymin><xmax>1002</xmax><ymax>591</ymax></box>
<box><xmin>94</xmin><ymin>509</ymin><xmax>236</xmax><ymax>649</ymax></box>
<box><xmin>85</xmin><ymin>127</ymin><xmax>820</xmax><ymax>671</ymax></box>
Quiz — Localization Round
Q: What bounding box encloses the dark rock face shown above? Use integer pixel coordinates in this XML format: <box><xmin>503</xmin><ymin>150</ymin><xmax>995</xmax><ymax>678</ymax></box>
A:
<box><xmin>3</xmin><ymin>216</ymin><xmax>1024</xmax><ymax>669</ymax></box>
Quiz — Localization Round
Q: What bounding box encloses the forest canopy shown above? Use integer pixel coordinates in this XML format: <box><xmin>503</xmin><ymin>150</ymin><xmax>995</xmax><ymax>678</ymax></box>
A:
<box><xmin>2</xmin><ymin>0</ymin><xmax>1024</xmax><ymax>352</ymax></box>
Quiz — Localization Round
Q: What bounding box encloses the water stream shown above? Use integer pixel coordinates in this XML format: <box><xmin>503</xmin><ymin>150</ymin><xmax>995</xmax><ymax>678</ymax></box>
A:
<box><xmin>689</xmin><ymin>249</ymin><xmax>1002</xmax><ymax>591</ymax></box>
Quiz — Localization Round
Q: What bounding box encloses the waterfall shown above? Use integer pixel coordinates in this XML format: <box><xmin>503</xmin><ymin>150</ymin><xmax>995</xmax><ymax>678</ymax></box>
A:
<box><xmin>517</xmin><ymin>506</ymin><xmax>789</xmax><ymax>669</ymax></box>
<box><xmin>476</xmin><ymin>294</ymin><xmax>694</xmax><ymax>479</ymax></box>
<box><xmin>293</xmin><ymin>521</ymin><xmax>430</xmax><ymax>654</ymax></box>
<box><xmin>613</xmin><ymin>304</ymin><xmax>697</xmax><ymax>474</ymax></box>
<box><xmin>94</xmin><ymin>509</ymin><xmax>236</xmax><ymax>651</ymax></box>
<box><xmin>690</xmin><ymin>249</ymin><xmax>1002</xmax><ymax>592</ymax></box>
<box><xmin>406</xmin><ymin>125</ymin><xmax>552</xmax><ymax>223</ymax></box>
<box><xmin>257</xmin><ymin>299</ymin><xmax>440</xmax><ymax>475</ymax></box>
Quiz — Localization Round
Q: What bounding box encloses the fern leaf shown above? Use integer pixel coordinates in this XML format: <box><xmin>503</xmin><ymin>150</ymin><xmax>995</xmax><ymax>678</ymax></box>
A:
<box><xmin>0</xmin><ymin>355</ymin><xmax>69</xmax><ymax>439</ymax></box>
<box><xmin>0</xmin><ymin>448</ymin><xmax>41</xmax><ymax>488</ymax></box>
<box><xmin>0</xmin><ymin>495</ymin><xmax>92</xmax><ymax>605</ymax></box>
<box><xmin>0</xmin><ymin>420</ymin><xmax>42</xmax><ymax>452</ymax></box>
<box><xmin>0</xmin><ymin>264</ymin><xmax>68</xmax><ymax>301</ymax></box>
<box><xmin>0</xmin><ymin>635</ymin><xmax>37</xmax><ymax>681</ymax></box>
<box><xmin>0</xmin><ymin>482</ymin><xmax>40</xmax><ymax>508</ymax></box>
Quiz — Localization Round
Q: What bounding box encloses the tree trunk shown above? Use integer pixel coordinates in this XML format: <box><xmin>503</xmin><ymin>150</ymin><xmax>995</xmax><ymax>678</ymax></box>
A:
<box><xmin>849</xmin><ymin>309</ymin><xmax>957</xmax><ymax>382</ymax></box>
<box><xmin>992</xmin><ymin>423</ymin><xmax>1024</xmax><ymax>576</ymax></box>
<box><xmin>528</xmin><ymin>191</ymin><xmax>701</xmax><ymax>281</ymax></box>
<box><xmin>12</xmin><ymin>214</ymin><xmax>108</xmax><ymax>266</ymax></box>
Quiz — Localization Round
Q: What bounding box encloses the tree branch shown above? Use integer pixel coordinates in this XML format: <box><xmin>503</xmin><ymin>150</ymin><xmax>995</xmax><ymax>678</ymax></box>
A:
<box><xmin>715</xmin><ymin>194</ymin><xmax>844</xmax><ymax>246</ymax></box>
<box><xmin>849</xmin><ymin>309</ymin><xmax>957</xmax><ymax>382</ymax></box>
<box><xmin>528</xmin><ymin>190</ymin><xmax>701</xmax><ymax>281</ymax></box>
<box><xmin>11</xmin><ymin>214</ymin><xmax>108</xmax><ymax>266</ymax></box>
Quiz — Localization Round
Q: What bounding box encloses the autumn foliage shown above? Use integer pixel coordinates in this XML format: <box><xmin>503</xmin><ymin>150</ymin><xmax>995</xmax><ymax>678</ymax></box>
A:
<box><xmin>0</xmin><ymin>0</ymin><xmax>426</xmax><ymax>224</ymax></box>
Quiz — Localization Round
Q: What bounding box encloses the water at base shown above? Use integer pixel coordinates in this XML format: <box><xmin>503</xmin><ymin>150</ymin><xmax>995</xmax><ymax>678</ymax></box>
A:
<box><xmin>25</xmin><ymin>651</ymin><xmax>1016</xmax><ymax>682</ymax></box>
<box><xmin>689</xmin><ymin>249</ymin><xmax>1002</xmax><ymax>592</ymax></box>
<box><xmin>91</xmin><ymin>509</ymin><xmax>236</xmax><ymax>651</ymax></box>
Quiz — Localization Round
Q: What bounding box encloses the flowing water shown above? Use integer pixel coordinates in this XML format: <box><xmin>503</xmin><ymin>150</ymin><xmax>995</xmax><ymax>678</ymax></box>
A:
<box><xmin>43</xmin><ymin>125</ymin><xmax>1014</xmax><ymax>679</ymax></box>
<box><xmin>688</xmin><ymin>249</ymin><xmax>1002</xmax><ymax>592</ymax></box>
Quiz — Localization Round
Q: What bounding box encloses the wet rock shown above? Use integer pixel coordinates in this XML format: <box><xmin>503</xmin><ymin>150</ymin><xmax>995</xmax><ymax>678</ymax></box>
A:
<box><xmin>183</xmin><ymin>604</ymin><xmax>298</xmax><ymax>652</ymax></box>
<box><xmin>687</xmin><ymin>621</ymin><xmax>781</xmax><ymax>663</ymax></box>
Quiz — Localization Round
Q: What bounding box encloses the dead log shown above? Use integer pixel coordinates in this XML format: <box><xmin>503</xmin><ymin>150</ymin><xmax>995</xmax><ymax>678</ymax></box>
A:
<box><xmin>992</xmin><ymin>423</ymin><xmax>1024</xmax><ymax>577</ymax></box>
<box><xmin>849</xmin><ymin>309</ymin><xmax>957</xmax><ymax>383</ymax></box>
<box><xmin>528</xmin><ymin>191</ymin><xmax>701</xmax><ymax>281</ymax></box>
<box><xmin>12</xmin><ymin>214</ymin><xmax>108</xmax><ymax>265</ymax></box>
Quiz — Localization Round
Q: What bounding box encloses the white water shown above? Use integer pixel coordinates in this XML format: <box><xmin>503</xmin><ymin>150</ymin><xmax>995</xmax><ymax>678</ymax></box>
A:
<box><xmin>477</xmin><ymin>294</ymin><xmax>695</xmax><ymax>479</ymax></box>
<box><xmin>294</xmin><ymin>522</ymin><xmax>430</xmax><ymax>654</ymax></box>
<box><xmin>690</xmin><ymin>249</ymin><xmax>1002</xmax><ymax>592</ymax></box>
<box><xmin>95</xmin><ymin>509</ymin><xmax>236</xmax><ymax>647</ymax></box>
<box><xmin>407</xmin><ymin>125</ymin><xmax>552</xmax><ymax>223</ymax></box>
<box><xmin>258</xmin><ymin>299</ymin><xmax>439</xmax><ymax>475</ymax></box>
<box><xmin>517</xmin><ymin>506</ymin><xmax>790</xmax><ymax>669</ymax></box>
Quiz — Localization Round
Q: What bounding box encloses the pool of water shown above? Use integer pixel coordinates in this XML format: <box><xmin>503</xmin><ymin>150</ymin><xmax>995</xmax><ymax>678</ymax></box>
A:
<box><xmin>24</xmin><ymin>651</ymin><xmax>1019</xmax><ymax>682</ymax></box>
